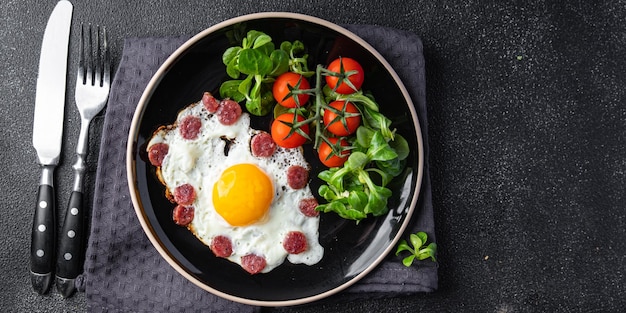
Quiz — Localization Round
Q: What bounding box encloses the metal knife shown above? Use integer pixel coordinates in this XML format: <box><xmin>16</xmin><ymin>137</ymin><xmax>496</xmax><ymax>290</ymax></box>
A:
<box><xmin>30</xmin><ymin>0</ymin><xmax>73</xmax><ymax>295</ymax></box>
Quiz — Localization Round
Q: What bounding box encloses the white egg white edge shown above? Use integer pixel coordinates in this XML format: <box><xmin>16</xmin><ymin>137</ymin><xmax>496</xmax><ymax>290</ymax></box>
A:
<box><xmin>149</xmin><ymin>100</ymin><xmax>324</xmax><ymax>273</ymax></box>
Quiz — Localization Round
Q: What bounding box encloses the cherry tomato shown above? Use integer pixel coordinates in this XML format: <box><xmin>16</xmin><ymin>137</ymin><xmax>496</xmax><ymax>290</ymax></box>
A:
<box><xmin>323</xmin><ymin>100</ymin><xmax>361</xmax><ymax>136</ymax></box>
<box><xmin>272</xmin><ymin>72</ymin><xmax>311</xmax><ymax>108</ymax></box>
<box><xmin>271</xmin><ymin>113</ymin><xmax>309</xmax><ymax>148</ymax></box>
<box><xmin>325</xmin><ymin>57</ymin><xmax>364</xmax><ymax>95</ymax></box>
<box><xmin>318</xmin><ymin>137</ymin><xmax>350</xmax><ymax>168</ymax></box>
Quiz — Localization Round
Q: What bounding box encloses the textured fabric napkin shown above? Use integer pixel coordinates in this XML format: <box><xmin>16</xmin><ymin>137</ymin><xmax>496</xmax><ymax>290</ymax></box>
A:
<box><xmin>76</xmin><ymin>24</ymin><xmax>437</xmax><ymax>312</ymax></box>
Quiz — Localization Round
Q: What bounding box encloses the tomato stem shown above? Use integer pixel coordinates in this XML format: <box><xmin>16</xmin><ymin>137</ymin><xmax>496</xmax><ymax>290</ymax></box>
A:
<box><xmin>313</xmin><ymin>64</ymin><xmax>326</xmax><ymax>149</ymax></box>
<box><xmin>280</xmin><ymin>64</ymin><xmax>362</xmax><ymax>161</ymax></box>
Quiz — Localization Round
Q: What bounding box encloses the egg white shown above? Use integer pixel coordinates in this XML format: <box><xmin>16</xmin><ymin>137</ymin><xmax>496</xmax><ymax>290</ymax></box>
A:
<box><xmin>148</xmin><ymin>100</ymin><xmax>324</xmax><ymax>273</ymax></box>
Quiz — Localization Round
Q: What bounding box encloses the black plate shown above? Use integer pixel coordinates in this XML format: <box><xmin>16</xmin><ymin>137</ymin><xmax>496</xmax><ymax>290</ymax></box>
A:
<box><xmin>127</xmin><ymin>12</ymin><xmax>424</xmax><ymax>306</ymax></box>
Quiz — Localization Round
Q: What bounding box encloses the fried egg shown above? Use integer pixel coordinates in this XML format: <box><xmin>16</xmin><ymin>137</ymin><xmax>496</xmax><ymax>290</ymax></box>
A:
<box><xmin>147</xmin><ymin>98</ymin><xmax>323</xmax><ymax>274</ymax></box>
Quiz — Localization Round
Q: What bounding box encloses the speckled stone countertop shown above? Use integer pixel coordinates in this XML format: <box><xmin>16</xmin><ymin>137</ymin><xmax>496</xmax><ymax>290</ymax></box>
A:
<box><xmin>1</xmin><ymin>1</ymin><xmax>624</xmax><ymax>312</ymax></box>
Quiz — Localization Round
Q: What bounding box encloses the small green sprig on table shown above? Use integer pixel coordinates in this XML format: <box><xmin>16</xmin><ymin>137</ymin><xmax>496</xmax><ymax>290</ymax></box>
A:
<box><xmin>396</xmin><ymin>231</ymin><xmax>437</xmax><ymax>267</ymax></box>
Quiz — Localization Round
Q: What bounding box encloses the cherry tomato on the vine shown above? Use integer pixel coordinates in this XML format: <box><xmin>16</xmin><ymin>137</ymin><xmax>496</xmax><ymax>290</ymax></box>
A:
<box><xmin>325</xmin><ymin>57</ymin><xmax>364</xmax><ymax>95</ymax></box>
<box><xmin>271</xmin><ymin>113</ymin><xmax>309</xmax><ymax>148</ymax></box>
<box><xmin>272</xmin><ymin>72</ymin><xmax>311</xmax><ymax>108</ymax></box>
<box><xmin>318</xmin><ymin>137</ymin><xmax>350</xmax><ymax>168</ymax></box>
<box><xmin>323</xmin><ymin>100</ymin><xmax>361</xmax><ymax>136</ymax></box>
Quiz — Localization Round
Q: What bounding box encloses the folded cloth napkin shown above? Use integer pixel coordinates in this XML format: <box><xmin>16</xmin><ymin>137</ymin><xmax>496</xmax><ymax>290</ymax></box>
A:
<box><xmin>76</xmin><ymin>24</ymin><xmax>437</xmax><ymax>312</ymax></box>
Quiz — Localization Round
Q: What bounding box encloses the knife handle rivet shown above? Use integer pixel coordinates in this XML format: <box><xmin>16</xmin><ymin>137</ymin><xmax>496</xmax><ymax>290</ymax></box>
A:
<box><xmin>67</xmin><ymin>230</ymin><xmax>76</xmax><ymax>238</ymax></box>
<box><xmin>38</xmin><ymin>224</ymin><xmax>47</xmax><ymax>232</ymax></box>
<box><xmin>64</xmin><ymin>253</ymin><xmax>72</xmax><ymax>261</ymax></box>
<box><xmin>39</xmin><ymin>201</ymin><xmax>48</xmax><ymax>209</ymax></box>
<box><xmin>36</xmin><ymin>249</ymin><xmax>45</xmax><ymax>257</ymax></box>
<box><xmin>70</xmin><ymin>207</ymin><xmax>79</xmax><ymax>215</ymax></box>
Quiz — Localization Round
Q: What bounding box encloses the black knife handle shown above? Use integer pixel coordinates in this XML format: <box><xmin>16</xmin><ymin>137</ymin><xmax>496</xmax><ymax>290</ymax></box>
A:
<box><xmin>30</xmin><ymin>183</ymin><xmax>56</xmax><ymax>295</ymax></box>
<box><xmin>55</xmin><ymin>190</ymin><xmax>85</xmax><ymax>297</ymax></box>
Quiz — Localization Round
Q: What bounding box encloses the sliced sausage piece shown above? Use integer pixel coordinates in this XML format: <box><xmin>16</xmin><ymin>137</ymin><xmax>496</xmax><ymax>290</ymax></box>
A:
<box><xmin>202</xmin><ymin>92</ymin><xmax>220</xmax><ymax>113</ymax></box>
<box><xmin>179</xmin><ymin>115</ymin><xmax>202</xmax><ymax>140</ymax></box>
<box><xmin>172</xmin><ymin>205</ymin><xmax>194</xmax><ymax>226</ymax></box>
<box><xmin>147</xmin><ymin>143</ymin><xmax>169</xmax><ymax>166</ymax></box>
<box><xmin>210</xmin><ymin>235</ymin><xmax>233</xmax><ymax>257</ymax></box>
<box><xmin>217</xmin><ymin>99</ymin><xmax>242</xmax><ymax>125</ymax></box>
<box><xmin>173</xmin><ymin>183</ymin><xmax>196</xmax><ymax>205</ymax></box>
<box><xmin>287</xmin><ymin>165</ymin><xmax>308</xmax><ymax>189</ymax></box>
<box><xmin>250</xmin><ymin>131</ymin><xmax>277</xmax><ymax>158</ymax></box>
<box><xmin>282</xmin><ymin>231</ymin><xmax>308</xmax><ymax>254</ymax></box>
<box><xmin>298</xmin><ymin>198</ymin><xmax>319</xmax><ymax>217</ymax></box>
<box><xmin>241</xmin><ymin>254</ymin><xmax>266</xmax><ymax>274</ymax></box>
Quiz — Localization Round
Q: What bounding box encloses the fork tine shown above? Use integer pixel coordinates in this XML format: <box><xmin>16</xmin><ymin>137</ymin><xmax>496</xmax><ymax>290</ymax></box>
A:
<box><xmin>102</xmin><ymin>26</ymin><xmax>110</xmax><ymax>87</ymax></box>
<box><xmin>94</xmin><ymin>25</ymin><xmax>101</xmax><ymax>87</ymax></box>
<box><xmin>86</xmin><ymin>24</ymin><xmax>94</xmax><ymax>86</ymax></box>
<box><xmin>77</xmin><ymin>23</ymin><xmax>85</xmax><ymax>85</ymax></box>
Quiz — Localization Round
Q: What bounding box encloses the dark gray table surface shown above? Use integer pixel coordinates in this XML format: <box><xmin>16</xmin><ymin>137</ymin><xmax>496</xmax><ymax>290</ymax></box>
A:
<box><xmin>2</xmin><ymin>1</ymin><xmax>624</xmax><ymax>312</ymax></box>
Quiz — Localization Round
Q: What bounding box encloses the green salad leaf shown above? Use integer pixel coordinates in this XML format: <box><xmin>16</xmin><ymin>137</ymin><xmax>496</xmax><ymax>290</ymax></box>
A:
<box><xmin>220</xmin><ymin>30</ymin><xmax>313</xmax><ymax>116</ymax></box>
<box><xmin>316</xmin><ymin>129</ymin><xmax>405</xmax><ymax>222</ymax></box>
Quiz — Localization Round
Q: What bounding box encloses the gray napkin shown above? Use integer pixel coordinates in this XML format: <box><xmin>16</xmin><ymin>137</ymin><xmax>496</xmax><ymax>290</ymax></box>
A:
<box><xmin>76</xmin><ymin>24</ymin><xmax>437</xmax><ymax>312</ymax></box>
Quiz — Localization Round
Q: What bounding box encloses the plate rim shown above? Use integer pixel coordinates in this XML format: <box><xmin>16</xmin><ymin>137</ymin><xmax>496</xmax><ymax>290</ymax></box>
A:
<box><xmin>126</xmin><ymin>11</ymin><xmax>424</xmax><ymax>307</ymax></box>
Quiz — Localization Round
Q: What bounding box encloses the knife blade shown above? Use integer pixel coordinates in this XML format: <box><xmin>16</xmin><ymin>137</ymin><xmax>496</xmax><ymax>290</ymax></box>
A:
<box><xmin>31</xmin><ymin>0</ymin><xmax>73</xmax><ymax>295</ymax></box>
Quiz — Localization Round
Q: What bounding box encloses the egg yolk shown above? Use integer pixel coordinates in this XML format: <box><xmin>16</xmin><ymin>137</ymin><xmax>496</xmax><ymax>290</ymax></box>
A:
<box><xmin>213</xmin><ymin>164</ymin><xmax>273</xmax><ymax>226</ymax></box>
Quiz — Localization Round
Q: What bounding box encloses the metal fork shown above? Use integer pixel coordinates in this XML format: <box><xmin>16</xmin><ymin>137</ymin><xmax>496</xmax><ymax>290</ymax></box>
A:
<box><xmin>56</xmin><ymin>24</ymin><xmax>111</xmax><ymax>298</ymax></box>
